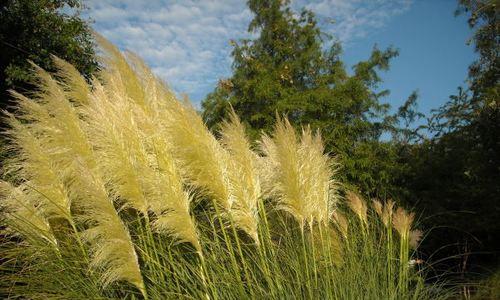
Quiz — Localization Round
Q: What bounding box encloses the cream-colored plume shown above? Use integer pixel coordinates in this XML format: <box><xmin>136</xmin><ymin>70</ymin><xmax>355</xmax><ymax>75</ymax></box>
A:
<box><xmin>346</xmin><ymin>191</ymin><xmax>368</xmax><ymax>225</ymax></box>
<box><xmin>90</xmin><ymin>46</ymin><xmax>201</xmax><ymax>252</ymax></box>
<box><xmin>1</xmin><ymin>60</ymin><xmax>146</xmax><ymax>295</ymax></box>
<box><xmin>0</xmin><ymin>181</ymin><xmax>57</xmax><ymax>246</ymax></box>
<box><xmin>160</xmin><ymin>92</ymin><xmax>232</xmax><ymax>210</ymax></box>
<box><xmin>260</xmin><ymin>117</ymin><xmax>337</xmax><ymax>229</ymax></box>
<box><xmin>3</xmin><ymin>111</ymin><xmax>71</xmax><ymax>223</ymax></box>
<box><xmin>220</xmin><ymin>110</ymin><xmax>261</xmax><ymax>243</ymax></box>
<box><xmin>392</xmin><ymin>207</ymin><xmax>415</xmax><ymax>238</ymax></box>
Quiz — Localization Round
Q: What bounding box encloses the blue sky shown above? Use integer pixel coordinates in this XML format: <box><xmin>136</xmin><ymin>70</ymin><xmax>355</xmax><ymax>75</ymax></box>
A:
<box><xmin>84</xmin><ymin>0</ymin><xmax>476</xmax><ymax>115</ymax></box>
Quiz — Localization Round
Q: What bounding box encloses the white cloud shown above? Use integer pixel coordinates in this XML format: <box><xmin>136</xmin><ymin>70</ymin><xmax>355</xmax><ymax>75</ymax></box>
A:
<box><xmin>84</xmin><ymin>0</ymin><xmax>412</xmax><ymax>105</ymax></box>
<box><xmin>295</xmin><ymin>0</ymin><xmax>412</xmax><ymax>43</ymax></box>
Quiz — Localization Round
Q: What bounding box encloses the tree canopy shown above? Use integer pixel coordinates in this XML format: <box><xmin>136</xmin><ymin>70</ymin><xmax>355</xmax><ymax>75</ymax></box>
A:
<box><xmin>202</xmin><ymin>0</ymin><xmax>404</xmax><ymax>197</ymax></box>
<box><xmin>0</xmin><ymin>0</ymin><xmax>97</xmax><ymax>110</ymax></box>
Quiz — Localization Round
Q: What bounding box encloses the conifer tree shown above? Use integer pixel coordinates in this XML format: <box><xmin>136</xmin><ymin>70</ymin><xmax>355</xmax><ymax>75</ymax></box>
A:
<box><xmin>202</xmin><ymin>0</ymin><xmax>400</xmax><ymax>197</ymax></box>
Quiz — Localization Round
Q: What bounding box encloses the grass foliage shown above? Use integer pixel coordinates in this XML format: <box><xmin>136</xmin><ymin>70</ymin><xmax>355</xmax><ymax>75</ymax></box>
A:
<box><xmin>0</xmin><ymin>41</ymin><xmax>454</xmax><ymax>299</ymax></box>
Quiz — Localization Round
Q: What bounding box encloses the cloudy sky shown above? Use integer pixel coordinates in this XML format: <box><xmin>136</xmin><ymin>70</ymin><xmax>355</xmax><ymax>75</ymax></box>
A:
<box><xmin>84</xmin><ymin>0</ymin><xmax>475</xmax><ymax>114</ymax></box>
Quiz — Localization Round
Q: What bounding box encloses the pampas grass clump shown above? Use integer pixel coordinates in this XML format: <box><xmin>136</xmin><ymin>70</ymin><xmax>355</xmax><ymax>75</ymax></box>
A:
<box><xmin>0</xmin><ymin>40</ymin><xmax>454</xmax><ymax>299</ymax></box>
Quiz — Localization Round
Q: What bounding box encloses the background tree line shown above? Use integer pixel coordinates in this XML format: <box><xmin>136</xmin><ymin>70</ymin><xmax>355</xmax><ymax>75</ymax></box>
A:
<box><xmin>1</xmin><ymin>0</ymin><xmax>498</xmax><ymax>286</ymax></box>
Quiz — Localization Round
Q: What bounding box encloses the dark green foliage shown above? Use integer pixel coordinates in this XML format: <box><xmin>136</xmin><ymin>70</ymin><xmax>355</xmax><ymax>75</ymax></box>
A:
<box><xmin>401</xmin><ymin>95</ymin><xmax>499</xmax><ymax>271</ymax></box>
<box><xmin>202</xmin><ymin>0</ymin><xmax>402</xmax><ymax>198</ymax></box>
<box><xmin>456</xmin><ymin>0</ymin><xmax>499</xmax><ymax>107</ymax></box>
<box><xmin>397</xmin><ymin>0</ymin><xmax>499</xmax><ymax>275</ymax></box>
<box><xmin>0</xmin><ymin>0</ymin><xmax>97</xmax><ymax>110</ymax></box>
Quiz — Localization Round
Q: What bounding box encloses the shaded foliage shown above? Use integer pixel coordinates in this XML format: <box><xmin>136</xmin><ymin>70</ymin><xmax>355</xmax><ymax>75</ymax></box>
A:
<box><xmin>0</xmin><ymin>0</ymin><xmax>97</xmax><ymax>111</ymax></box>
<box><xmin>397</xmin><ymin>0</ymin><xmax>499</xmax><ymax>276</ymax></box>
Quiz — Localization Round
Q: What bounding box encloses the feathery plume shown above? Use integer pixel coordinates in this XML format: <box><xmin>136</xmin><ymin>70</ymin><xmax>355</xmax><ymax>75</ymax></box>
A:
<box><xmin>94</xmin><ymin>33</ymin><xmax>146</xmax><ymax>108</ymax></box>
<box><xmin>409</xmin><ymin>229</ymin><xmax>423</xmax><ymax>249</ymax></box>
<box><xmin>373</xmin><ymin>199</ymin><xmax>395</xmax><ymax>227</ymax></box>
<box><xmin>72</xmin><ymin>165</ymin><xmax>145</xmax><ymax>294</ymax></box>
<box><xmin>148</xmin><ymin>137</ymin><xmax>201</xmax><ymax>252</ymax></box>
<box><xmin>93</xmin><ymin>47</ymin><xmax>201</xmax><ymax>251</ymax></box>
<box><xmin>100</xmin><ymin>49</ymin><xmax>231</xmax><ymax>216</ymax></box>
<box><xmin>6</xmin><ymin>60</ymin><xmax>146</xmax><ymax>294</ymax></box>
<box><xmin>332</xmin><ymin>211</ymin><xmax>348</xmax><ymax>238</ymax></box>
<box><xmin>372</xmin><ymin>199</ymin><xmax>383</xmax><ymax>219</ymax></box>
<box><xmin>3</xmin><ymin>112</ymin><xmax>71</xmax><ymax>222</ymax></box>
<box><xmin>0</xmin><ymin>181</ymin><xmax>57</xmax><ymax>246</ymax></box>
<box><xmin>161</xmin><ymin>95</ymin><xmax>232</xmax><ymax>210</ymax></box>
<box><xmin>25</xmin><ymin>63</ymin><xmax>95</xmax><ymax>170</ymax></box>
<box><xmin>220</xmin><ymin>110</ymin><xmax>261</xmax><ymax>243</ymax></box>
<box><xmin>346</xmin><ymin>191</ymin><xmax>367</xmax><ymax>224</ymax></box>
<box><xmin>52</xmin><ymin>55</ymin><xmax>91</xmax><ymax>105</ymax></box>
<box><xmin>260</xmin><ymin>117</ymin><xmax>337</xmax><ymax>229</ymax></box>
<box><xmin>392</xmin><ymin>207</ymin><xmax>415</xmax><ymax>238</ymax></box>
<box><xmin>382</xmin><ymin>199</ymin><xmax>395</xmax><ymax>227</ymax></box>
<box><xmin>84</xmin><ymin>80</ymin><xmax>149</xmax><ymax>214</ymax></box>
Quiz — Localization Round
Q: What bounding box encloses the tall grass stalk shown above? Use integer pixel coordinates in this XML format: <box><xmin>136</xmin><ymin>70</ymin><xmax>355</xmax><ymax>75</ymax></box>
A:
<box><xmin>0</xmin><ymin>41</ymin><xmax>456</xmax><ymax>299</ymax></box>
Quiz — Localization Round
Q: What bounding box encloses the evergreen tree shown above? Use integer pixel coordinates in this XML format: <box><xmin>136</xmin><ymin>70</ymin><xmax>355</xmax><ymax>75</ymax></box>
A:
<box><xmin>202</xmin><ymin>0</ymin><xmax>401</xmax><ymax>197</ymax></box>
